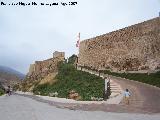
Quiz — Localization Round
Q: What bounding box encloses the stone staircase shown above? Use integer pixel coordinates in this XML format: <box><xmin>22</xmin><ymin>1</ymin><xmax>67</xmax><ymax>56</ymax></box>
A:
<box><xmin>109</xmin><ymin>79</ymin><xmax>123</xmax><ymax>98</ymax></box>
<box><xmin>77</xmin><ymin>67</ymin><xmax>123</xmax><ymax>99</ymax></box>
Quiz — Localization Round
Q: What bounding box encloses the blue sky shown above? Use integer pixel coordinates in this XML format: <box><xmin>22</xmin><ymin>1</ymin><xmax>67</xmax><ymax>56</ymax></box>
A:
<box><xmin>0</xmin><ymin>0</ymin><xmax>160</xmax><ymax>74</ymax></box>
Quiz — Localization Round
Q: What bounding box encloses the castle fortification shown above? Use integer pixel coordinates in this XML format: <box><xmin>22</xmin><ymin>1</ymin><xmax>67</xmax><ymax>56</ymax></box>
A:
<box><xmin>26</xmin><ymin>51</ymin><xmax>65</xmax><ymax>80</ymax></box>
<box><xmin>78</xmin><ymin>17</ymin><xmax>160</xmax><ymax>72</ymax></box>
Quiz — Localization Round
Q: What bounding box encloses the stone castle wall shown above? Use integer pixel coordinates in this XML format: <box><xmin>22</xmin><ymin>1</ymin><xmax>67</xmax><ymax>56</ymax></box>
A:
<box><xmin>78</xmin><ymin>17</ymin><xmax>160</xmax><ymax>72</ymax></box>
<box><xmin>26</xmin><ymin>51</ymin><xmax>65</xmax><ymax>80</ymax></box>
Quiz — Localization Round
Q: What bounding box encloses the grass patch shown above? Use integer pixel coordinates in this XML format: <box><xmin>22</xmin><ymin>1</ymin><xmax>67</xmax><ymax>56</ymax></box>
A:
<box><xmin>33</xmin><ymin>62</ymin><xmax>104</xmax><ymax>100</ymax></box>
<box><xmin>0</xmin><ymin>88</ymin><xmax>5</xmax><ymax>96</ymax></box>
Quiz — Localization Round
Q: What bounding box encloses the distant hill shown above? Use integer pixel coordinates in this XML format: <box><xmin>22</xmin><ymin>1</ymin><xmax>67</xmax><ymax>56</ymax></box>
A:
<box><xmin>0</xmin><ymin>66</ymin><xmax>25</xmax><ymax>79</ymax></box>
<box><xmin>0</xmin><ymin>66</ymin><xmax>25</xmax><ymax>87</ymax></box>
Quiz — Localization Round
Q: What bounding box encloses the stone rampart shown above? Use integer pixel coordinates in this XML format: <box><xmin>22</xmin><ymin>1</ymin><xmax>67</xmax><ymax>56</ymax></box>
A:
<box><xmin>26</xmin><ymin>51</ymin><xmax>65</xmax><ymax>80</ymax></box>
<box><xmin>78</xmin><ymin>17</ymin><xmax>160</xmax><ymax>72</ymax></box>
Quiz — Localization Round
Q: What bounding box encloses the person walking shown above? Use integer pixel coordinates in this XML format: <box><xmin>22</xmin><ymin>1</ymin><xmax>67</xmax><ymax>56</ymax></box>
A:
<box><xmin>124</xmin><ymin>89</ymin><xmax>131</xmax><ymax>105</ymax></box>
<box><xmin>6</xmin><ymin>86</ymin><xmax>11</xmax><ymax>96</ymax></box>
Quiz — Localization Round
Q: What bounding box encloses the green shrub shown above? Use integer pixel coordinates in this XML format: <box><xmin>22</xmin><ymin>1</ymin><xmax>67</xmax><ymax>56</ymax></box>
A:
<box><xmin>33</xmin><ymin>62</ymin><xmax>104</xmax><ymax>100</ymax></box>
<box><xmin>68</xmin><ymin>54</ymin><xmax>77</xmax><ymax>64</ymax></box>
<box><xmin>0</xmin><ymin>88</ymin><xmax>4</xmax><ymax>96</ymax></box>
<box><xmin>102</xmin><ymin>70</ymin><xmax>160</xmax><ymax>87</ymax></box>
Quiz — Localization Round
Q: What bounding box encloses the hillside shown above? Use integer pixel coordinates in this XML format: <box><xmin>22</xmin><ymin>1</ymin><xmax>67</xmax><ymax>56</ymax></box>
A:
<box><xmin>19</xmin><ymin>51</ymin><xmax>65</xmax><ymax>91</ymax></box>
<box><xmin>18</xmin><ymin>53</ymin><xmax>104</xmax><ymax>101</ymax></box>
<box><xmin>33</xmin><ymin>62</ymin><xmax>104</xmax><ymax>100</ymax></box>
<box><xmin>0</xmin><ymin>66</ymin><xmax>25</xmax><ymax>87</ymax></box>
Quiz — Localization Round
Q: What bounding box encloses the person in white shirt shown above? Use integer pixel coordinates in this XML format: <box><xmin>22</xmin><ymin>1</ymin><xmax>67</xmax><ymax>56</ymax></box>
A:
<box><xmin>124</xmin><ymin>89</ymin><xmax>131</xmax><ymax>105</ymax></box>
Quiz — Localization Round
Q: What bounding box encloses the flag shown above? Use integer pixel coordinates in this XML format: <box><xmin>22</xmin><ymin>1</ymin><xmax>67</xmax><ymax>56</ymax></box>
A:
<box><xmin>76</xmin><ymin>32</ymin><xmax>80</xmax><ymax>47</ymax></box>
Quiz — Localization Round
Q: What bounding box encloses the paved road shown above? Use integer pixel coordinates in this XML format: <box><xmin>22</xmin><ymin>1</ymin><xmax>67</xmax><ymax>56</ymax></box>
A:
<box><xmin>78</xmin><ymin>68</ymin><xmax>160</xmax><ymax>113</ymax></box>
<box><xmin>71</xmin><ymin>76</ymin><xmax>160</xmax><ymax>114</ymax></box>
<box><xmin>111</xmin><ymin>76</ymin><xmax>160</xmax><ymax>113</ymax></box>
<box><xmin>0</xmin><ymin>95</ymin><xmax>160</xmax><ymax>120</ymax></box>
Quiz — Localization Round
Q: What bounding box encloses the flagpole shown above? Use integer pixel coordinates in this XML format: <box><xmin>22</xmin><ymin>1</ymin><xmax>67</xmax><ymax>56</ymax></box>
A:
<box><xmin>78</xmin><ymin>32</ymin><xmax>80</xmax><ymax>56</ymax></box>
<box><xmin>76</xmin><ymin>32</ymin><xmax>80</xmax><ymax>69</ymax></box>
<box><xmin>76</xmin><ymin>32</ymin><xmax>80</xmax><ymax>54</ymax></box>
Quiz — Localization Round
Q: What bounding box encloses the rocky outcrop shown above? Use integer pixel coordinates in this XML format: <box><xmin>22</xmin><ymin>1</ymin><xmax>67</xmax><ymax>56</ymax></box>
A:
<box><xmin>78</xmin><ymin>17</ymin><xmax>160</xmax><ymax>72</ymax></box>
<box><xmin>19</xmin><ymin>51</ymin><xmax>65</xmax><ymax>92</ymax></box>
<box><xmin>26</xmin><ymin>51</ymin><xmax>65</xmax><ymax>81</ymax></box>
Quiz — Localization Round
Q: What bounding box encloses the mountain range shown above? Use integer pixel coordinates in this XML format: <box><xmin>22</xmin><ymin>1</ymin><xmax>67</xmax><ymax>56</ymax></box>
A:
<box><xmin>0</xmin><ymin>66</ymin><xmax>25</xmax><ymax>87</ymax></box>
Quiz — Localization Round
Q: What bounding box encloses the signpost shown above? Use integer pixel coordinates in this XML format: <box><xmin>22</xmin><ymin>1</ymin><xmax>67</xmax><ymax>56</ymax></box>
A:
<box><xmin>104</xmin><ymin>75</ymin><xmax>111</xmax><ymax>100</ymax></box>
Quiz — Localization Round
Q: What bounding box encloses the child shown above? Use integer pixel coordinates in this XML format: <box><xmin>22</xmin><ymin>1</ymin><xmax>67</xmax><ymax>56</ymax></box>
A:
<box><xmin>124</xmin><ymin>89</ymin><xmax>131</xmax><ymax>105</ymax></box>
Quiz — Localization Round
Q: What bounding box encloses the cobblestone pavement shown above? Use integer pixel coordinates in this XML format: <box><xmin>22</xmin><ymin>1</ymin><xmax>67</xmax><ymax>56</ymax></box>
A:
<box><xmin>0</xmin><ymin>95</ymin><xmax>160</xmax><ymax>120</ymax></box>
